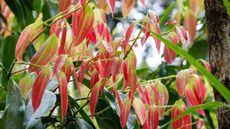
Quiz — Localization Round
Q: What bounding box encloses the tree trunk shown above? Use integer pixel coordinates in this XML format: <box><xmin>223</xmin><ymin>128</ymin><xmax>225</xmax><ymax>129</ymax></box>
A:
<box><xmin>204</xmin><ymin>0</ymin><xmax>230</xmax><ymax>128</ymax></box>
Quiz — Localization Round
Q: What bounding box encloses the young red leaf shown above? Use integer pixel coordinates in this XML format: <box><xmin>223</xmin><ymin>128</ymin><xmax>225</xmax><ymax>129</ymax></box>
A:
<box><xmin>86</xmin><ymin>28</ymin><xmax>97</xmax><ymax>44</ymax></box>
<box><xmin>143</xmin><ymin>108</ymin><xmax>159</xmax><ymax>129</ymax></box>
<box><xmin>120</xmin><ymin>98</ymin><xmax>131</xmax><ymax>128</ymax></box>
<box><xmin>154</xmin><ymin>81</ymin><xmax>169</xmax><ymax>118</ymax></box>
<box><xmin>122</xmin><ymin>0</ymin><xmax>135</xmax><ymax>17</ymax></box>
<box><xmin>62</xmin><ymin>57</ymin><xmax>73</xmax><ymax>82</ymax></box>
<box><xmin>111</xmin><ymin>57</ymin><xmax>122</xmax><ymax>82</ymax></box>
<box><xmin>54</xmin><ymin>54</ymin><xmax>68</xmax><ymax>75</ymax></box>
<box><xmin>58</xmin><ymin>0</ymin><xmax>71</xmax><ymax>12</ymax></box>
<box><xmin>90</xmin><ymin>69</ymin><xmax>99</xmax><ymax>89</ymax></box>
<box><xmin>32</xmin><ymin>68</ymin><xmax>52</xmax><ymax>111</ymax></box>
<box><xmin>19</xmin><ymin>74</ymin><xmax>34</xmax><ymax>98</ymax></box>
<box><xmin>185</xmin><ymin>74</ymin><xmax>206</xmax><ymax>115</ymax></box>
<box><xmin>196</xmin><ymin>118</ymin><xmax>205</xmax><ymax>129</ymax></box>
<box><xmin>122</xmin><ymin>22</ymin><xmax>136</xmax><ymax>54</ymax></box>
<box><xmin>15</xmin><ymin>22</ymin><xmax>43</xmax><ymax>62</ymax></box>
<box><xmin>175</xmin><ymin>26</ymin><xmax>189</xmax><ymax>45</ymax></box>
<box><xmin>132</xmin><ymin>97</ymin><xmax>146</xmax><ymax>125</ymax></box>
<box><xmin>56</xmin><ymin>71</ymin><xmax>68</xmax><ymax>122</ymax></box>
<box><xmin>89</xmin><ymin>81</ymin><xmax>102</xmax><ymax>117</ymax></box>
<box><xmin>176</xmin><ymin>68</ymin><xmax>197</xmax><ymax>97</ymax></box>
<box><xmin>50</xmin><ymin>20</ymin><xmax>62</xmax><ymax>37</ymax></box>
<box><xmin>164</xmin><ymin>45</ymin><xmax>176</xmax><ymax>64</ymax></box>
<box><xmin>72</xmin><ymin>5</ymin><xmax>94</xmax><ymax>46</ymax></box>
<box><xmin>29</xmin><ymin>34</ymin><xmax>59</xmax><ymax>73</ymax></box>
<box><xmin>184</xmin><ymin>10</ymin><xmax>197</xmax><ymax>42</ymax></box>
<box><xmin>199</xmin><ymin>59</ymin><xmax>211</xmax><ymax>72</ymax></box>
<box><xmin>58</xmin><ymin>19</ymin><xmax>67</xmax><ymax>55</ymax></box>
<box><xmin>106</xmin><ymin>0</ymin><xmax>115</xmax><ymax>16</ymax></box>
<box><xmin>72</xmin><ymin>65</ymin><xmax>81</xmax><ymax>97</ymax></box>
<box><xmin>171</xmin><ymin>100</ymin><xmax>192</xmax><ymax>129</ymax></box>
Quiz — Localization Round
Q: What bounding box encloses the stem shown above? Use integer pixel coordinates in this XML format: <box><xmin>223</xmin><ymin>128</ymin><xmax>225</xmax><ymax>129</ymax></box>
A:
<box><xmin>10</xmin><ymin>68</ymin><xmax>28</xmax><ymax>75</ymax></box>
<box><xmin>0</xmin><ymin>64</ymin><xmax>7</xmax><ymax>74</ymax></box>
<box><xmin>123</xmin><ymin>28</ymin><xmax>143</xmax><ymax>60</ymax></box>
<box><xmin>7</xmin><ymin>59</ymin><xmax>16</xmax><ymax>79</ymax></box>
<box><xmin>140</xmin><ymin>75</ymin><xmax>176</xmax><ymax>84</ymax></box>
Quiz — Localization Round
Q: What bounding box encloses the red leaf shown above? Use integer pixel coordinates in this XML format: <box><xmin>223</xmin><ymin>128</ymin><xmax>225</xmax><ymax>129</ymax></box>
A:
<box><xmin>90</xmin><ymin>69</ymin><xmax>99</xmax><ymax>89</ymax></box>
<box><xmin>176</xmin><ymin>68</ymin><xmax>197</xmax><ymax>97</ymax></box>
<box><xmin>29</xmin><ymin>34</ymin><xmax>59</xmax><ymax>73</ymax></box>
<box><xmin>58</xmin><ymin>0</ymin><xmax>71</xmax><ymax>12</ymax></box>
<box><xmin>54</xmin><ymin>54</ymin><xmax>68</xmax><ymax>75</ymax></box>
<box><xmin>90</xmin><ymin>81</ymin><xmax>102</xmax><ymax>117</ymax></box>
<box><xmin>72</xmin><ymin>5</ymin><xmax>94</xmax><ymax>46</ymax></box>
<box><xmin>72</xmin><ymin>65</ymin><xmax>81</xmax><ymax>97</ymax></box>
<box><xmin>185</xmin><ymin>74</ymin><xmax>206</xmax><ymax>116</ymax></box>
<box><xmin>56</xmin><ymin>71</ymin><xmax>68</xmax><ymax>122</ymax></box>
<box><xmin>32</xmin><ymin>68</ymin><xmax>52</xmax><ymax>111</ymax></box>
<box><xmin>143</xmin><ymin>108</ymin><xmax>159</xmax><ymax>129</ymax></box>
<box><xmin>122</xmin><ymin>22</ymin><xmax>136</xmax><ymax>54</ymax></box>
<box><xmin>111</xmin><ymin>58</ymin><xmax>122</xmax><ymax>82</ymax></box>
<box><xmin>122</xmin><ymin>0</ymin><xmax>135</xmax><ymax>17</ymax></box>
<box><xmin>184</xmin><ymin>10</ymin><xmax>197</xmax><ymax>42</ymax></box>
<box><xmin>199</xmin><ymin>59</ymin><xmax>211</xmax><ymax>72</ymax></box>
<box><xmin>132</xmin><ymin>97</ymin><xmax>146</xmax><ymax>125</ymax></box>
<box><xmin>50</xmin><ymin>20</ymin><xmax>62</xmax><ymax>37</ymax></box>
<box><xmin>106</xmin><ymin>0</ymin><xmax>115</xmax><ymax>16</ymax></box>
<box><xmin>196</xmin><ymin>118</ymin><xmax>205</xmax><ymax>129</ymax></box>
<box><xmin>120</xmin><ymin>98</ymin><xmax>131</xmax><ymax>128</ymax></box>
<box><xmin>140</xmin><ymin>0</ymin><xmax>145</xmax><ymax>5</ymax></box>
<box><xmin>61</xmin><ymin>57</ymin><xmax>73</xmax><ymax>82</ymax></box>
<box><xmin>164</xmin><ymin>20</ymin><xmax>177</xmax><ymax>25</ymax></box>
<box><xmin>164</xmin><ymin>32</ymin><xmax>179</xmax><ymax>64</ymax></box>
<box><xmin>102</xmin><ymin>40</ymin><xmax>113</xmax><ymax>54</ymax></box>
<box><xmin>175</xmin><ymin>26</ymin><xmax>189</xmax><ymax>45</ymax></box>
<box><xmin>86</xmin><ymin>28</ymin><xmax>97</xmax><ymax>44</ymax></box>
<box><xmin>58</xmin><ymin>19</ymin><xmax>68</xmax><ymax>55</ymax></box>
<box><xmin>172</xmin><ymin>100</ymin><xmax>192</xmax><ymax>129</ymax></box>
<box><xmin>15</xmin><ymin>22</ymin><xmax>43</xmax><ymax>62</ymax></box>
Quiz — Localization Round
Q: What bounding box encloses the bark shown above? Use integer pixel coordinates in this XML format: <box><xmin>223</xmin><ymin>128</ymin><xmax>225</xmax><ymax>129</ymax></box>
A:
<box><xmin>204</xmin><ymin>0</ymin><xmax>230</xmax><ymax>128</ymax></box>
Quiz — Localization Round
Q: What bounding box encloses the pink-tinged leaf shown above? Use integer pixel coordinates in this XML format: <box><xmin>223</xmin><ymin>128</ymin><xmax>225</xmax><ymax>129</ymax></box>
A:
<box><xmin>172</xmin><ymin>100</ymin><xmax>192</xmax><ymax>129</ymax></box>
<box><xmin>72</xmin><ymin>65</ymin><xmax>81</xmax><ymax>97</ymax></box>
<box><xmin>98</xmin><ymin>0</ymin><xmax>110</xmax><ymax>13</ymax></box>
<box><xmin>111</xmin><ymin>58</ymin><xmax>122</xmax><ymax>82</ymax></box>
<box><xmin>62</xmin><ymin>57</ymin><xmax>73</xmax><ymax>82</ymax></box>
<box><xmin>15</xmin><ymin>22</ymin><xmax>43</xmax><ymax>62</ymax></box>
<box><xmin>32</xmin><ymin>68</ymin><xmax>52</xmax><ymax>111</ymax></box>
<box><xmin>176</xmin><ymin>68</ymin><xmax>197</xmax><ymax>97</ymax></box>
<box><xmin>19</xmin><ymin>74</ymin><xmax>34</xmax><ymax>98</ymax></box>
<box><xmin>184</xmin><ymin>10</ymin><xmax>197</xmax><ymax>42</ymax></box>
<box><xmin>90</xmin><ymin>69</ymin><xmax>99</xmax><ymax>89</ymax></box>
<box><xmin>58</xmin><ymin>0</ymin><xmax>71</xmax><ymax>12</ymax></box>
<box><xmin>165</xmin><ymin>20</ymin><xmax>177</xmax><ymax>25</ymax></box>
<box><xmin>80</xmin><ymin>0</ymin><xmax>87</xmax><ymax>5</ymax></box>
<box><xmin>120</xmin><ymin>98</ymin><xmax>131</xmax><ymax>128</ymax></box>
<box><xmin>50</xmin><ymin>20</ymin><xmax>62</xmax><ymax>37</ymax></box>
<box><xmin>72</xmin><ymin>5</ymin><xmax>94</xmax><ymax>46</ymax></box>
<box><xmin>189</xmin><ymin>0</ymin><xmax>199</xmax><ymax>15</ymax></box>
<box><xmin>97</xmin><ymin>22</ymin><xmax>105</xmax><ymax>36</ymax></box>
<box><xmin>90</xmin><ymin>81</ymin><xmax>101</xmax><ymax>117</ymax></box>
<box><xmin>146</xmin><ymin>108</ymin><xmax>159</xmax><ymax>129</ymax></box>
<box><xmin>56</xmin><ymin>71</ymin><xmax>68</xmax><ymax>122</ymax></box>
<box><xmin>132</xmin><ymin>97</ymin><xmax>146</xmax><ymax>125</ymax></box>
<box><xmin>122</xmin><ymin>22</ymin><xmax>136</xmax><ymax>54</ymax></box>
<box><xmin>140</xmin><ymin>0</ymin><xmax>145</xmax><ymax>5</ymax></box>
<box><xmin>148</xmin><ymin>10</ymin><xmax>159</xmax><ymax>24</ymax></box>
<box><xmin>29</xmin><ymin>34</ymin><xmax>59</xmax><ymax>73</ymax></box>
<box><xmin>185</xmin><ymin>74</ymin><xmax>206</xmax><ymax>116</ymax></box>
<box><xmin>141</xmin><ymin>17</ymin><xmax>151</xmax><ymax>45</ymax></box>
<box><xmin>196</xmin><ymin>118</ymin><xmax>205</xmax><ymax>129</ymax></box>
<box><xmin>122</xmin><ymin>0</ymin><xmax>135</xmax><ymax>17</ymax></box>
<box><xmin>175</xmin><ymin>26</ymin><xmax>189</xmax><ymax>45</ymax></box>
<box><xmin>164</xmin><ymin>45</ymin><xmax>176</xmax><ymax>64</ymax></box>
<box><xmin>154</xmin><ymin>81</ymin><xmax>169</xmax><ymax>118</ymax></box>
<box><xmin>199</xmin><ymin>59</ymin><xmax>211</xmax><ymax>72</ymax></box>
<box><xmin>86</xmin><ymin>28</ymin><xmax>97</xmax><ymax>44</ymax></box>
<box><xmin>106</xmin><ymin>0</ymin><xmax>115</xmax><ymax>16</ymax></box>
<box><xmin>54</xmin><ymin>54</ymin><xmax>68</xmax><ymax>74</ymax></box>
<box><xmin>58</xmin><ymin>19</ymin><xmax>67</xmax><ymax>55</ymax></box>
<box><xmin>77</xmin><ymin>61</ymin><xmax>90</xmax><ymax>82</ymax></box>
<box><xmin>102</xmin><ymin>41</ymin><xmax>113</xmax><ymax>54</ymax></box>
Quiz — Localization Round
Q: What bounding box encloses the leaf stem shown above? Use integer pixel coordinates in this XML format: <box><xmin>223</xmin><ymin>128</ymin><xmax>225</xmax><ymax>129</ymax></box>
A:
<box><xmin>140</xmin><ymin>75</ymin><xmax>176</xmax><ymax>84</ymax></box>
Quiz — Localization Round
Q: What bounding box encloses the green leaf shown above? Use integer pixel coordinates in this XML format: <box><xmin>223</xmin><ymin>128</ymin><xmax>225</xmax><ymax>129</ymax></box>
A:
<box><xmin>0</xmin><ymin>79</ymin><xmax>25</xmax><ymax>129</ymax></box>
<box><xmin>223</xmin><ymin>0</ymin><xmax>230</xmax><ymax>16</ymax></box>
<box><xmin>159</xmin><ymin>2</ymin><xmax>176</xmax><ymax>26</ymax></box>
<box><xmin>150</xmin><ymin>31</ymin><xmax>230</xmax><ymax>101</ymax></box>
<box><xmin>24</xmin><ymin>90</ymin><xmax>56</xmax><ymax>129</ymax></box>
<box><xmin>1</xmin><ymin>36</ymin><xmax>17</xmax><ymax>71</ymax></box>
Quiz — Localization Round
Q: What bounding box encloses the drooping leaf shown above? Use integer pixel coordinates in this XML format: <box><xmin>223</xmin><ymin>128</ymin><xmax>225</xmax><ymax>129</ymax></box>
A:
<box><xmin>122</xmin><ymin>22</ymin><xmax>136</xmax><ymax>54</ymax></box>
<box><xmin>53</xmin><ymin>54</ymin><xmax>68</xmax><ymax>75</ymax></box>
<box><xmin>62</xmin><ymin>57</ymin><xmax>73</xmax><ymax>82</ymax></box>
<box><xmin>32</xmin><ymin>68</ymin><xmax>52</xmax><ymax>111</ymax></box>
<box><xmin>184</xmin><ymin>10</ymin><xmax>197</xmax><ymax>42</ymax></box>
<box><xmin>132</xmin><ymin>97</ymin><xmax>146</xmax><ymax>125</ymax></box>
<box><xmin>171</xmin><ymin>100</ymin><xmax>192</xmax><ymax>129</ymax></box>
<box><xmin>185</xmin><ymin>74</ymin><xmax>206</xmax><ymax>115</ymax></box>
<box><xmin>106</xmin><ymin>0</ymin><xmax>115</xmax><ymax>16</ymax></box>
<box><xmin>58</xmin><ymin>0</ymin><xmax>71</xmax><ymax>12</ymax></box>
<box><xmin>58</xmin><ymin>19</ymin><xmax>68</xmax><ymax>55</ymax></box>
<box><xmin>56</xmin><ymin>71</ymin><xmax>68</xmax><ymax>121</ymax></box>
<box><xmin>15</xmin><ymin>22</ymin><xmax>43</xmax><ymax>62</ymax></box>
<box><xmin>122</xmin><ymin>0</ymin><xmax>135</xmax><ymax>17</ymax></box>
<box><xmin>19</xmin><ymin>74</ymin><xmax>34</xmax><ymax>98</ymax></box>
<box><xmin>89</xmin><ymin>81</ymin><xmax>102</xmax><ymax>117</ymax></box>
<box><xmin>29</xmin><ymin>34</ymin><xmax>59</xmax><ymax>73</ymax></box>
<box><xmin>72</xmin><ymin>5</ymin><xmax>94</xmax><ymax>46</ymax></box>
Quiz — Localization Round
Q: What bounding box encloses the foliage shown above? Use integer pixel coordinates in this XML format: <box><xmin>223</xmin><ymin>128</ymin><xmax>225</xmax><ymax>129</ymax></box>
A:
<box><xmin>0</xmin><ymin>0</ymin><xmax>229</xmax><ymax>129</ymax></box>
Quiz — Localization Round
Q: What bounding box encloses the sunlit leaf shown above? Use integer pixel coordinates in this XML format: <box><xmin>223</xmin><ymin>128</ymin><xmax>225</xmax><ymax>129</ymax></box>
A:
<box><xmin>122</xmin><ymin>0</ymin><xmax>135</xmax><ymax>17</ymax></box>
